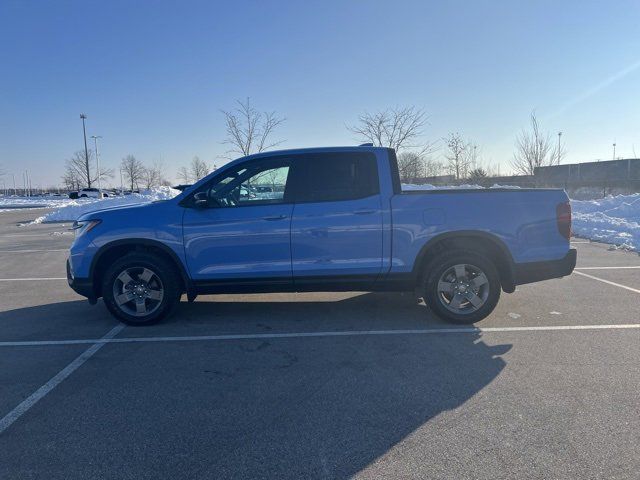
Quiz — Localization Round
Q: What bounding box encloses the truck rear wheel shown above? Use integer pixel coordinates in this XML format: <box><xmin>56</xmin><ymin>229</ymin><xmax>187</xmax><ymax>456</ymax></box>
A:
<box><xmin>102</xmin><ymin>252</ymin><xmax>181</xmax><ymax>326</ymax></box>
<box><xmin>422</xmin><ymin>250</ymin><xmax>500</xmax><ymax>324</ymax></box>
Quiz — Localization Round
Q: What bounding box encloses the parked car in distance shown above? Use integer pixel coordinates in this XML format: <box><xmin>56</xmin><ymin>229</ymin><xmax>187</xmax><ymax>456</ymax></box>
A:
<box><xmin>77</xmin><ymin>188</ymin><xmax>110</xmax><ymax>198</ymax></box>
<box><xmin>67</xmin><ymin>145</ymin><xmax>576</xmax><ymax>326</ymax></box>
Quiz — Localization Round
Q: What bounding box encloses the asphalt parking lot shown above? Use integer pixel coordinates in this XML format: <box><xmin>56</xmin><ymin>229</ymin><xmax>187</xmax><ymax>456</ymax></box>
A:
<box><xmin>1</xmin><ymin>208</ymin><xmax>639</xmax><ymax>479</ymax></box>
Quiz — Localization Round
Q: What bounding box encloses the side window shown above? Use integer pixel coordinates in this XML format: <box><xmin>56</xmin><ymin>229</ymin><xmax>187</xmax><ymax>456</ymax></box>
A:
<box><xmin>203</xmin><ymin>158</ymin><xmax>291</xmax><ymax>207</ymax></box>
<box><xmin>292</xmin><ymin>152</ymin><xmax>379</xmax><ymax>202</ymax></box>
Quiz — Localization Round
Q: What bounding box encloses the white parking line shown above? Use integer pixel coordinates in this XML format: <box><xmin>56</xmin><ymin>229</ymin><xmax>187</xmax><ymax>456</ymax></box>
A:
<box><xmin>0</xmin><ymin>324</ymin><xmax>124</xmax><ymax>434</ymax></box>
<box><xmin>0</xmin><ymin>233</ymin><xmax>71</xmax><ymax>237</ymax></box>
<box><xmin>575</xmin><ymin>266</ymin><xmax>640</xmax><ymax>270</ymax></box>
<box><xmin>0</xmin><ymin>249</ymin><xmax>68</xmax><ymax>253</ymax></box>
<box><xmin>574</xmin><ymin>271</ymin><xmax>640</xmax><ymax>294</ymax></box>
<box><xmin>2</xmin><ymin>323</ymin><xmax>640</xmax><ymax>348</ymax></box>
<box><xmin>0</xmin><ymin>278</ymin><xmax>67</xmax><ymax>282</ymax></box>
<box><xmin>570</xmin><ymin>241</ymin><xmax>591</xmax><ymax>244</ymax></box>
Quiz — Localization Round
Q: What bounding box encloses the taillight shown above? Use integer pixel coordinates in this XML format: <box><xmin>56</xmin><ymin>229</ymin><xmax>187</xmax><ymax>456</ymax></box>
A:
<box><xmin>556</xmin><ymin>201</ymin><xmax>571</xmax><ymax>239</ymax></box>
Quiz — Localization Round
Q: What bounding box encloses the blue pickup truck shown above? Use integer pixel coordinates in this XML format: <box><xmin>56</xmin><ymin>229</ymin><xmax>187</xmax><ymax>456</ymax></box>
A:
<box><xmin>67</xmin><ymin>146</ymin><xmax>576</xmax><ymax>325</ymax></box>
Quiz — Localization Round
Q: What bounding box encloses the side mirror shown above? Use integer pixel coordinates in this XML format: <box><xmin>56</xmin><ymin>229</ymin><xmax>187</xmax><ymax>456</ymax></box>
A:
<box><xmin>193</xmin><ymin>192</ymin><xmax>209</xmax><ymax>208</ymax></box>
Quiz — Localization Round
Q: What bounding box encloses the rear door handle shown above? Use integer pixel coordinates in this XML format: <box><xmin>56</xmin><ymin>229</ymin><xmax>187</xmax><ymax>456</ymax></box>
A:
<box><xmin>263</xmin><ymin>214</ymin><xmax>288</xmax><ymax>221</ymax></box>
<box><xmin>354</xmin><ymin>209</ymin><xmax>376</xmax><ymax>215</ymax></box>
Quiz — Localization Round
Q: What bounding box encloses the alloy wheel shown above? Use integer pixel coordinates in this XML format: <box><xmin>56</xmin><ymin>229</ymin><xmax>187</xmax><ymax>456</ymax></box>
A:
<box><xmin>112</xmin><ymin>267</ymin><xmax>164</xmax><ymax>317</ymax></box>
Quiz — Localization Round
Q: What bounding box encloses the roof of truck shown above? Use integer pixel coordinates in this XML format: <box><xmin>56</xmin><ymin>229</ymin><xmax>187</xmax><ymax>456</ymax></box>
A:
<box><xmin>233</xmin><ymin>144</ymin><xmax>386</xmax><ymax>162</ymax></box>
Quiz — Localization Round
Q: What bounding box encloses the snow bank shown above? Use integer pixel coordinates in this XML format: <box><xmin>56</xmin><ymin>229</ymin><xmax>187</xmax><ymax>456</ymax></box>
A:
<box><xmin>31</xmin><ymin>187</ymin><xmax>180</xmax><ymax>223</ymax></box>
<box><xmin>402</xmin><ymin>183</ymin><xmax>483</xmax><ymax>190</ymax></box>
<box><xmin>401</xmin><ymin>183</ymin><xmax>522</xmax><ymax>191</ymax></box>
<box><xmin>571</xmin><ymin>194</ymin><xmax>640</xmax><ymax>250</ymax></box>
<box><xmin>0</xmin><ymin>195</ymin><xmax>75</xmax><ymax>211</ymax></box>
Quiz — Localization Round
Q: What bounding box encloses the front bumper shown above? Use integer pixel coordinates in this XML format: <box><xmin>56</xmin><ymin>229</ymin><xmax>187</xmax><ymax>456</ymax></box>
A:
<box><xmin>513</xmin><ymin>248</ymin><xmax>577</xmax><ymax>286</ymax></box>
<box><xmin>67</xmin><ymin>258</ymin><xmax>95</xmax><ymax>299</ymax></box>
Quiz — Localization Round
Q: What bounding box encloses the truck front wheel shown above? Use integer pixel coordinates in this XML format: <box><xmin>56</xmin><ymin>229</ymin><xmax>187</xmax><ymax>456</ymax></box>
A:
<box><xmin>422</xmin><ymin>250</ymin><xmax>500</xmax><ymax>324</ymax></box>
<box><xmin>101</xmin><ymin>252</ymin><xmax>181</xmax><ymax>326</ymax></box>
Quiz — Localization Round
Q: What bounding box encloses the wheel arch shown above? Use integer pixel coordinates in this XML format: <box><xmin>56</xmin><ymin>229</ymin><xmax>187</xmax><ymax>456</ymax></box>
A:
<box><xmin>412</xmin><ymin>231</ymin><xmax>516</xmax><ymax>293</ymax></box>
<box><xmin>90</xmin><ymin>239</ymin><xmax>191</xmax><ymax>297</ymax></box>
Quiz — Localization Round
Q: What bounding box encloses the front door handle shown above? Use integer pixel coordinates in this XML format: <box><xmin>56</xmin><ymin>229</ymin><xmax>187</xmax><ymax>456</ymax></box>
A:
<box><xmin>263</xmin><ymin>214</ymin><xmax>288</xmax><ymax>221</ymax></box>
<box><xmin>354</xmin><ymin>209</ymin><xmax>376</xmax><ymax>215</ymax></box>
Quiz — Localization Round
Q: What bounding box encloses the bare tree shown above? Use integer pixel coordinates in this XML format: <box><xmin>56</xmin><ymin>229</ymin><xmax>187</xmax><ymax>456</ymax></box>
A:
<box><xmin>424</xmin><ymin>159</ymin><xmax>444</xmax><ymax>178</ymax></box>
<box><xmin>444</xmin><ymin>133</ymin><xmax>471</xmax><ymax>180</ymax></box>
<box><xmin>348</xmin><ymin>106</ymin><xmax>436</xmax><ymax>155</ymax></box>
<box><xmin>397</xmin><ymin>151</ymin><xmax>424</xmax><ymax>182</ymax></box>
<box><xmin>63</xmin><ymin>150</ymin><xmax>113</xmax><ymax>189</ymax></box>
<box><xmin>189</xmin><ymin>156</ymin><xmax>209</xmax><ymax>181</ymax></box>
<box><xmin>62</xmin><ymin>169</ymin><xmax>82</xmax><ymax>191</ymax></box>
<box><xmin>176</xmin><ymin>166</ymin><xmax>191</xmax><ymax>184</ymax></box>
<box><xmin>221</xmin><ymin>98</ymin><xmax>286</xmax><ymax>158</ymax></box>
<box><xmin>120</xmin><ymin>155</ymin><xmax>145</xmax><ymax>192</ymax></box>
<box><xmin>468</xmin><ymin>143</ymin><xmax>481</xmax><ymax>170</ymax></box>
<box><xmin>511</xmin><ymin>112</ymin><xmax>563</xmax><ymax>175</ymax></box>
<box><xmin>142</xmin><ymin>160</ymin><xmax>166</xmax><ymax>189</ymax></box>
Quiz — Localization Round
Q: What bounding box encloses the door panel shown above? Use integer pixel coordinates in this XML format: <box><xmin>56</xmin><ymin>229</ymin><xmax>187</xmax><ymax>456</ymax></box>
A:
<box><xmin>182</xmin><ymin>156</ymin><xmax>294</xmax><ymax>282</ymax></box>
<box><xmin>287</xmin><ymin>151</ymin><xmax>384</xmax><ymax>280</ymax></box>
<box><xmin>183</xmin><ymin>205</ymin><xmax>293</xmax><ymax>280</ymax></box>
<box><xmin>290</xmin><ymin>195</ymin><xmax>384</xmax><ymax>278</ymax></box>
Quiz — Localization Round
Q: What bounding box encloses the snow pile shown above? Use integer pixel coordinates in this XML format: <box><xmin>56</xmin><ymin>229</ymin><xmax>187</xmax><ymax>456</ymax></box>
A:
<box><xmin>401</xmin><ymin>183</ymin><xmax>522</xmax><ymax>191</ymax></box>
<box><xmin>402</xmin><ymin>183</ymin><xmax>483</xmax><ymax>190</ymax></box>
<box><xmin>0</xmin><ymin>195</ymin><xmax>76</xmax><ymax>211</ymax></box>
<box><xmin>32</xmin><ymin>187</ymin><xmax>180</xmax><ymax>223</ymax></box>
<box><xmin>571</xmin><ymin>194</ymin><xmax>640</xmax><ymax>250</ymax></box>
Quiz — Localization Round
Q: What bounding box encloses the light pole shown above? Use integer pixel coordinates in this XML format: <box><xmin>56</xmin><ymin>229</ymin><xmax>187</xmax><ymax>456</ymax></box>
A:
<box><xmin>557</xmin><ymin>132</ymin><xmax>562</xmax><ymax>165</ymax></box>
<box><xmin>12</xmin><ymin>173</ymin><xmax>16</xmax><ymax>196</ymax></box>
<box><xmin>91</xmin><ymin>135</ymin><xmax>103</xmax><ymax>196</ymax></box>
<box><xmin>613</xmin><ymin>143</ymin><xmax>616</xmax><ymax>160</ymax></box>
<box><xmin>80</xmin><ymin>114</ymin><xmax>91</xmax><ymax>188</ymax></box>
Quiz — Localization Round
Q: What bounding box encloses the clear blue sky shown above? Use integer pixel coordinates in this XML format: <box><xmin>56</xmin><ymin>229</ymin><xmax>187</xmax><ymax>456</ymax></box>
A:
<box><xmin>1</xmin><ymin>0</ymin><xmax>639</xmax><ymax>187</ymax></box>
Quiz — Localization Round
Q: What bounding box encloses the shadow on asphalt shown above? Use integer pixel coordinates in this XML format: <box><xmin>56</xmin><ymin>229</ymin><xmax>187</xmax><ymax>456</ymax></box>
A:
<box><xmin>172</xmin><ymin>292</ymin><xmax>449</xmax><ymax>326</ymax></box>
<box><xmin>1</xmin><ymin>292</ymin><xmax>471</xmax><ymax>337</ymax></box>
<box><xmin>0</xmin><ymin>294</ymin><xmax>511</xmax><ymax>478</ymax></box>
<box><xmin>175</xmin><ymin>329</ymin><xmax>512</xmax><ymax>479</ymax></box>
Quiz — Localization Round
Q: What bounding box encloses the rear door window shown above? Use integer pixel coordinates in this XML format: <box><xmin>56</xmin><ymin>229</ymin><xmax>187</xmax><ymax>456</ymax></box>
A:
<box><xmin>290</xmin><ymin>152</ymin><xmax>379</xmax><ymax>202</ymax></box>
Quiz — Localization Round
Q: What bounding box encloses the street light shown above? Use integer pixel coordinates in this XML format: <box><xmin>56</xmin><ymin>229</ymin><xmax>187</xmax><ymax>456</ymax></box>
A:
<box><xmin>91</xmin><ymin>135</ymin><xmax>103</xmax><ymax>196</ymax></box>
<box><xmin>557</xmin><ymin>132</ymin><xmax>562</xmax><ymax>164</ymax></box>
<box><xmin>80</xmin><ymin>114</ymin><xmax>90</xmax><ymax>187</ymax></box>
<box><xmin>613</xmin><ymin>143</ymin><xmax>616</xmax><ymax>160</ymax></box>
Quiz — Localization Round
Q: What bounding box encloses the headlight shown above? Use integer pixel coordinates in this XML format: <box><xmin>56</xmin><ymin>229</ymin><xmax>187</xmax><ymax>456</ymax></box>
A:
<box><xmin>72</xmin><ymin>219</ymin><xmax>101</xmax><ymax>238</ymax></box>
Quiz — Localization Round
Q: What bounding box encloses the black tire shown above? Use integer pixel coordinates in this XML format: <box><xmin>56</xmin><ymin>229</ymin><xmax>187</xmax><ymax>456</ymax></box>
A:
<box><xmin>101</xmin><ymin>252</ymin><xmax>181</xmax><ymax>326</ymax></box>
<box><xmin>422</xmin><ymin>250</ymin><xmax>501</xmax><ymax>325</ymax></box>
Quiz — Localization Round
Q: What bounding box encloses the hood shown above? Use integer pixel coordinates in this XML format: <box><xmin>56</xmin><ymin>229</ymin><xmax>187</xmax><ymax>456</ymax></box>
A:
<box><xmin>77</xmin><ymin>200</ymin><xmax>162</xmax><ymax>222</ymax></box>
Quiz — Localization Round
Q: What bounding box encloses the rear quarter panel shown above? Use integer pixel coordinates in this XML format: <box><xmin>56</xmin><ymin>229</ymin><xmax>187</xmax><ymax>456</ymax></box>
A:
<box><xmin>390</xmin><ymin>189</ymin><xmax>570</xmax><ymax>272</ymax></box>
